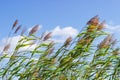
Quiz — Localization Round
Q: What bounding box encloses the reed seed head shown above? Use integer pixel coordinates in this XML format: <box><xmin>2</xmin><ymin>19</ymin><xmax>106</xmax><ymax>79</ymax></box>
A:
<box><xmin>29</xmin><ymin>25</ymin><xmax>40</xmax><ymax>36</ymax></box>
<box><xmin>78</xmin><ymin>37</ymin><xmax>92</xmax><ymax>45</ymax></box>
<box><xmin>12</xmin><ymin>19</ymin><xmax>18</xmax><ymax>30</ymax></box>
<box><xmin>87</xmin><ymin>15</ymin><xmax>99</xmax><ymax>26</ymax></box>
<box><xmin>48</xmin><ymin>48</ymin><xmax>54</xmax><ymax>55</ymax></box>
<box><xmin>64</xmin><ymin>37</ymin><xmax>72</xmax><ymax>47</ymax></box>
<box><xmin>78</xmin><ymin>38</ymin><xmax>85</xmax><ymax>44</ymax></box>
<box><xmin>43</xmin><ymin>32</ymin><xmax>52</xmax><ymax>41</ymax></box>
<box><xmin>51</xmin><ymin>58</ymin><xmax>56</xmax><ymax>64</ymax></box>
<box><xmin>14</xmin><ymin>25</ymin><xmax>22</xmax><ymax>34</ymax></box>
<box><xmin>112</xmin><ymin>48</ymin><xmax>120</xmax><ymax>55</ymax></box>
<box><xmin>98</xmin><ymin>35</ymin><xmax>113</xmax><ymax>49</ymax></box>
<box><xmin>3</xmin><ymin>43</ymin><xmax>11</xmax><ymax>52</ymax></box>
<box><xmin>85</xmin><ymin>37</ymin><xmax>93</xmax><ymax>44</ymax></box>
<box><xmin>97</xmin><ymin>20</ymin><xmax>106</xmax><ymax>30</ymax></box>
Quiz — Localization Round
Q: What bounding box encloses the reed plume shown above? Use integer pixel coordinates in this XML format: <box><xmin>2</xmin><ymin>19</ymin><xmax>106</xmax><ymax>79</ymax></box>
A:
<box><xmin>14</xmin><ymin>25</ymin><xmax>22</xmax><ymax>34</ymax></box>
<box><xmin>64</xmin><ymin>37</ymin><xmax>72</xmax><ymax>47</ymax></box>
<box><xmin>48</xmin><ymin>48</ymin><xmax>54</xmax><ymax>55</ymax></box>
<box><xmin>12</xmin><ymin>19</ymin><xmax>18</xmax><ymax>30</ymax></box>
<box><xmin>98</xmin><ymin>35</ymin><xmax>113</xmax><ymax>49</ymax></box>
<box><xmin>97</xmin><ymin>20</ymin><xmax>106</xmax><ymax>30</ymax></box>
<box><xmin>43</xmin><ymin>32</ymin><xmax>52</xmax><ymax>41</ymax></box>
<box><xmin>29</xmin><ymin>25</ymin><xmax>40</xmax><ymax>36</ymax></box>
<box><xmin>87</xmin><ymin>15</ymin><xmax>99</xmax><ymax>26</ymax></box>
<box><xmin>3</xmin><ymin>43</ymin><xmax>11</xmax><ymax>52</ymax></box>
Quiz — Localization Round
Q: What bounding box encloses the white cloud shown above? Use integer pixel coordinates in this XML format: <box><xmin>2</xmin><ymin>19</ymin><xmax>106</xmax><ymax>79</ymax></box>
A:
<box><xmin>105</xmin><ymin>24</ymin><xmax>120</xmax><ymax>33</ymax></box>
<box><xmin>52</xmin><ymin>26</ymin><xmax>78</xmax><ymax>37</ymax></box>
<box><xmin>51</xmin><ymin>26</ymin><xmax>79</xmax><ymax>43</ymax></box>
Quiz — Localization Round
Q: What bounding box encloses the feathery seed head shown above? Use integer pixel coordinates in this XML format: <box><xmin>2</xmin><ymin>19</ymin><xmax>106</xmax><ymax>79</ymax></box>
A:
<box><xmin>112</xmin><ymin>48</ymin><xmax>120</xmax><ymax>55</ymax></box>
<box><xmin>3</xmin><ymin>43</ymin><xmax>11</xmax><ymax>52</ymax></box>
<box><xmin>97</xmin><ymin>20</ymin><xmax>106</xmax><ymax>30</ymax></box>
<box><xmin>14</xmin><ymin>25</ymin><xmax>22</xmax><ymax>34</ymax></box>
<box><xmin>98</xmin><ymin>35</ymin><xmax>113</xmax><ymax>49</ymax></box>
<box><xmin>87</xmin><ymin>15</ymin><xmax>99</xmax><ymax>26</ymax></box>
<box><xmin>43</xmin><ymin>32</ymin><xmax>52</xmax><ymax>41</ymax></box>
<box><xmin>48</xmin><ymin>48</ymin><xmax>54</xmax><ymax>55</ymax></box>
<box><xmin>29</xmin><ymin>25</ymin><xmax>40</xmax><ymax>36</ymax></box>
<box><xmin>64</xmin><ymin>37</ymin><xmax>72</xmax><ymax>47</ymax></box>
<box><xmin>12</xmin><ymin>19</ymin><xmax>18</xmax><ymax>30</ymax></box>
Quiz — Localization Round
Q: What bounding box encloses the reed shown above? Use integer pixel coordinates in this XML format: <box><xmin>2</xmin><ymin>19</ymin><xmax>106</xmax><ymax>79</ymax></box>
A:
<box><xmin>0</xmin><ymin>16</ymin><xmax>120</xmax><ymax>80</ymax></box>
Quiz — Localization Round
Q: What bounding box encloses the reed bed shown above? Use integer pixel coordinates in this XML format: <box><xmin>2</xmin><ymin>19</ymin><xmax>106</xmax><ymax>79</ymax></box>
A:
<box><xmin>0</xmin><ymin>16</ymin><xmax>120</xmax><ymax>80</ymax></box>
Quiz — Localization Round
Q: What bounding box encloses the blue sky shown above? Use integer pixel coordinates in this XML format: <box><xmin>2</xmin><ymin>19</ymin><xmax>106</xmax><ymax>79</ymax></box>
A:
<box><xmin>0</xmin><ymin>0</ymin><xmax>120</xmax><ymax>35</ymax></box>
<box><xmin>0</xmin><ymin>0</ymin><xmax>120</xmax><ymax>41</ymax></box>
